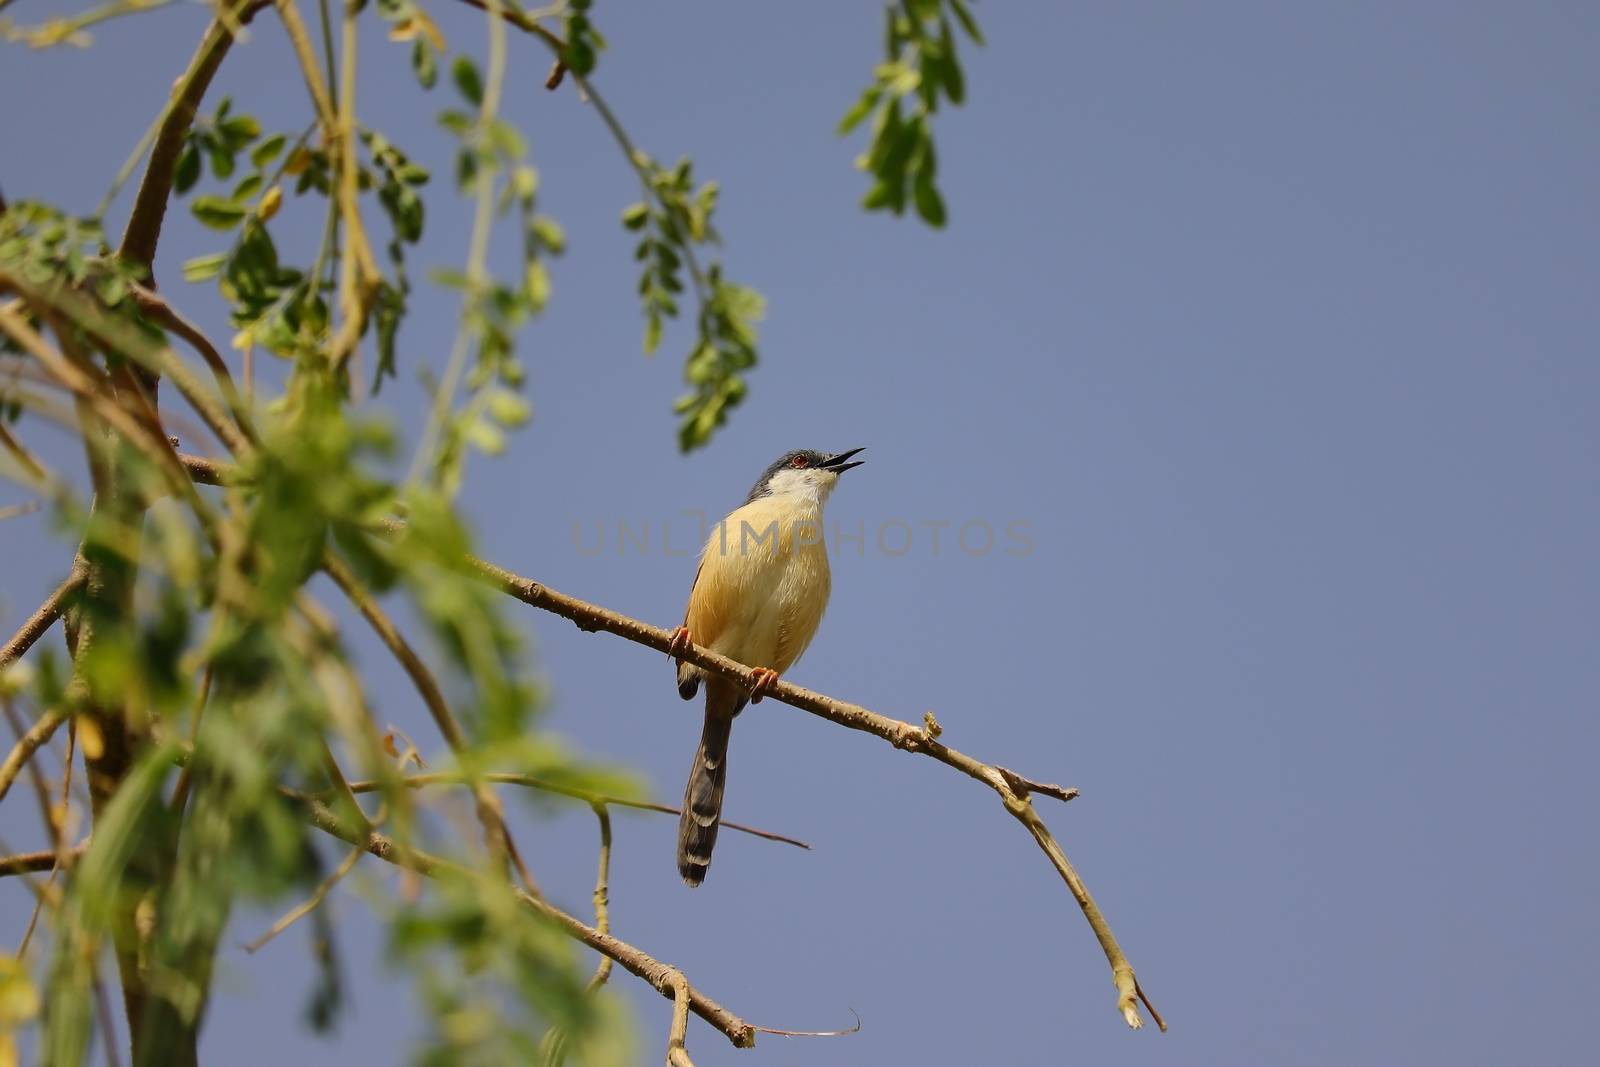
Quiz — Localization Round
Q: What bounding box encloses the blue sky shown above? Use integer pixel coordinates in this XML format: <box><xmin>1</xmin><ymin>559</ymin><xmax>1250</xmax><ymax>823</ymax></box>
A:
<box><xmin>4</xmin><ymin>2</ymin><xmax>1599</xmax><ymax>1063</ymax></box>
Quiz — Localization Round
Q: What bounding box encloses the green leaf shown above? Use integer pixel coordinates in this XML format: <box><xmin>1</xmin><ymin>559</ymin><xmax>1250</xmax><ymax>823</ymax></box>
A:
<box><xmin>412</xmin><ymin>38</ymin><xmax>438</xmax><ymax>90</ymax></box>
<box><xmin>838</xmin><ymin>86</ymin><xmax>883</xmax><ymax>134</ymax></box>
<box><xmin>913</xmin><ymin>168</ymin><xmax>947</xmax><ymax>227</ymax></box>
<box><xmin>511</xmin><ymin>165</ymin><xmax>539</xmax><ymax>202</ymax></box>
<box><xmin>219</xmin><ymin>114</ymin><xmax>262</xmax><ymax>145</ymax></box>
<box><xmin>250</xmin><ymin>134</ymin><xmax>288</xmax><ymax>169</ymax></box>
<box><xmin>621</xmin><ymin>202</ymin><xmax>650</xmax><ymax>230</ymax></box>
<box><xmin>465</xmin><ymin>419</ymin><xmax>505</xmax><ymax>455</ymax></box>
<box><xmin>488</xmin><ymin>119</ymin><xmax>526</xmax><ymax>160</ymax></box>
<box><xmin>452</xmin><ymin>56</ymin><xmax>483</xmax><ymax>106</ymax></box>
<box><xmin>209</xmin><ymin>145</ymin><xmax>236</xmax><ymax>181</ymax></box>
<box><xmin>529</xmin><ymin>216</ymin><xmax>565</xmax><ymax>254</ymax></box>
<box><xmin>191</xmin><ymin>196</ymin><xmax>249</xmax><ymax>231</ymax></box>
<box><xmin>232</xmin><ymin>174</ymin><xmax>264</xmax><ymax>201</ymax></box>
<box><xmin>938</xmin><ymin>20</ymin><xmax>965</xmax><ymax>103</ymax></box>
<box><xmin>949</xmin><ymin>0</ymin><xmax>985</xmax><ymax>44</ymax></box>
<box><xmin>524</xmin><ymin>261</ymin><xmax>550</xmax><ymax>308</ymax></box>
<box><xmin>174</xmin><ymin>143</ymin><xmax>202</xmax><ymax>194</ymax></box>
<box><xmin>181</xmin><ymin>253</ymin><xmax>228</xmax><ymax>283</ymax></box>
<box><xmin>487</xmin><ymin>390</ymin><xmax>530</xmax><ymax>427</ymax></box>
<box><xmin>438</xmin><ymin>110</ymin><xmax>473</xmax><ymax>137</ymax></box>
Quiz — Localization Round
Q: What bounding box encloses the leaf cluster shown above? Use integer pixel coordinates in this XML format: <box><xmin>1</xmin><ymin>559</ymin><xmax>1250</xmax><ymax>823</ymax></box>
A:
<box><xmin>838</xmin><ymin>0</ymin><xmax>984</xmax><ymax>227</ymax></box>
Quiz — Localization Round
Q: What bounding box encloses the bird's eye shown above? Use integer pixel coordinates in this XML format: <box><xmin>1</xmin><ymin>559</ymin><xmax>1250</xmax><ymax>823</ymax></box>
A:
<box><xmin>790</xmin><ymin>454</ymin><xmax>809</xmax><ymax>469</ymax></box>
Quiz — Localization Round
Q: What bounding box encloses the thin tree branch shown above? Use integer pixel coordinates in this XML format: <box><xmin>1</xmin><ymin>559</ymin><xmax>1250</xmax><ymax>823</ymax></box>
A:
<box><xmin>1</xmin><ymin>560</ymin><xmax>88</xmax><ymax>672</ymax></box>
<box><xmin>458</xmin><ymin>0</ymin><xmax>713</xmax><ymax>299</ymax></box>
<box><xmin>0</xmin><ymin>420</ymin><xmax>50</xmax><ymax>484</ymax></box>
<box><xmin>15</xmin><ymin>716</ymin><xmax>78</xmax><ymax>957</ymax></box>
<box><xmin>128</xmin><ymin>284</ymin><xmax>257</xmax><ymax>446</ymax></box>
<box><xmin>321</xmin><ymin>553</ymin><xmax>543</xmax><ymax>900</ymax></box>
<box><xmin>0</xmin><ymin>300</ymin><xmax>204</xmax><ymax>512</ymax></box>
<box><xmin>2</xmin><ymin>700</ymin><xmax>58</xmax><ymax>847</ymax></box>
<box><xmin>536</xmin><ymin>802</ymin><xmax>614</xmax><ymax>1067</ymax></box>
<box><xmin>338</xmin><ymin>770</ymin><xmax>811</xmax><ymax>851</ymax></box>
<box><xmin>663</xmin><ymin>968</ymin><xmax>695</xmax><ymax>1067</ymax></box>
<box><xmin>296</xmin><ymin>795</ymin><xmax>758</xmax><ymax>1049</ymax></box>
<box><xmin>327</xmin><ymin>0</ymin><xmax>379</xmax><ymax>372</ymax></box>
<box><xmin>470</xmin><ymin>556</ymin><xmax>1161</xmax><ymax>1031</ymax></box>
<box><xmin>0</xmin><ymin>844</ymin><xmax>87</xmax><ymax>877</ymax></box>
<box><xmin>118</xmin><ymin>0</ymin><xmax>271</xmax><ymax>271</ymax></box>
<box><xmin>0</xmin><ymin>707</ymin><xmax>67</xmax><ymax>808</ymax></box>
<box><xmin>273</xmin><ymin>0</ymin><xmax>337</xmax><ymax>129</ymax></box>
<box><xmin>586</xmin><ymin>803</ymin><xmax>613</xmax><ymax>987</ymax></box>
<box><xmin>242</xmin><ymin>839</ymin><xmax>365</xmax><ymax>954</ymax></box>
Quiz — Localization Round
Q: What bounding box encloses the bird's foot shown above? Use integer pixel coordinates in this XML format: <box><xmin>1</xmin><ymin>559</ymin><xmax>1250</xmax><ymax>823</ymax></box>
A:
<box><xmin>747</xmin><ymin>667</ymin><xmax>780</xmax><ymax>703</ymax></box>
<box><xmin>667</xmin><ymin>626</ymin><xmax>693</xmax><ymax>659</ymax></box>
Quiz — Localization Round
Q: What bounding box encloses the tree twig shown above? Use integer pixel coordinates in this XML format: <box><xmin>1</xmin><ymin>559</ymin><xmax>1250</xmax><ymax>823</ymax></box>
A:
<box><xmin>1</xmin><ymin>560</ymin><xmax>88</xmax><ymax>672</ymax></box>
<box><xmin>0</xmin><ymin>844</ymin><xmax>87</xmax><ymax>877</ymax></box>
<box><xmin>296</xmin><ymin>795</ymin><xmax>757</xmax><ymax>1049</ymax></box>
<box><xmin>321</xmin><ymin>553</ymin><xmax>544</xmax><ymax>900</ymax></box>
<box><xmin>129</xmin><ymin>284</ymin><xmax>257</xmax><ymax>446</ymax></box>
<box><xmin>0</xmin><ymin>706</ymin><xmax>67</xmax><ymax>807</ymax></box>
<box><xmin>242</xmin><ymin>839</ymin><xmax>365</xmax><ymax>953</ymax></box>
<box><xmin>585</xmin><ymin>803</ymin><xmax>613</xmax><ymax>988</ymax></box>
<box><xmin>663</xmin><ymin>968</ymin><xmax>695</xmax><ymax>1067</ymax></box>
<box><xmin>338</xmin><ymin>769</ymin><xmax>811</xmax><ymax>850</ymax></box>
<box><xmin>470</xmin><ymin>555</ymin><xmax>1161</xmax><ymax>1030</ymax></box>
<box><xmin>118</xmin><ymin>0</ymin><xmax>271</xmax><ymax>271</ymax></box>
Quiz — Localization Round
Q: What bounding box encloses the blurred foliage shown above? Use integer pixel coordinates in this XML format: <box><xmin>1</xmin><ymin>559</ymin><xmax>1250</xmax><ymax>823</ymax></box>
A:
<box><xmin>0</xmin><ymin>0</ymin><xmax>985</xmax><ymax>1063</ymax></box>
<box><xmin>839</xmin><ymin>0</ymin><xmax>983</xmax><ymax>227</ymax></box>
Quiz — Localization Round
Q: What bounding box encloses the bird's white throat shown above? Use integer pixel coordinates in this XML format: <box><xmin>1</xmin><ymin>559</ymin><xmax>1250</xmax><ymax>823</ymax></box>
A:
<box><xmin>759</xmin><ymin>467</ymin><xmax>841</xmax><ymax>508</ymax></box>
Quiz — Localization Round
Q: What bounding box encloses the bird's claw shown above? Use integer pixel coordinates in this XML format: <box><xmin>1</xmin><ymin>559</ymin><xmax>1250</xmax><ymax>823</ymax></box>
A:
<box><xmin>667</xmin><ymin>626</ymin><xmax>693</xmax><ymax>660</ymax></box>
<box><xmin>747</xmin><ymin>667</ymin><xmax>780</xmax><ymax>702</ymax></box>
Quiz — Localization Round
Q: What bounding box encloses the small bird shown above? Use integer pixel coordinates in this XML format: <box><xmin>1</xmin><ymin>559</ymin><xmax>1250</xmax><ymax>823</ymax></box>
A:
<box><xmin>669</xmin><ymin>447</ymin><xmax>865</xmax><ymax>885</ymax></box>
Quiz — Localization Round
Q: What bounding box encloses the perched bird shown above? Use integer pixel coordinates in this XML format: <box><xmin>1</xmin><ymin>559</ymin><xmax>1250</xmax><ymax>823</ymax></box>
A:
<box><xmin>669</xmin><ymin>447</ymin><xmax>865</xmax><ymax>885</ymax></box>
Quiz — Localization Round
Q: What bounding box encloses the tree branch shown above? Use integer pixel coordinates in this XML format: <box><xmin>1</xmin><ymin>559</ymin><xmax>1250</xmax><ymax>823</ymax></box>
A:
<box><xmin>1</xmin><ymin>560</ymin><xmax>88</xmax><ymax>672</ymax></box>
<box><xmin>471</xmin><ymin>555</ymin><xmax>1162</xmax><ymax>1030</ymax></box>
<box><xmin>321</xmin><ymin>553</ymin><xmax>544</xmax><ymax>900</ymax></box>
<box><xmin>338</xmin><ymin>770</ymin><xmax>811</xmax><ymax>851</ymax></box>
<box><xmin>0</xmin><ymin>844</ymin><xmax>86</xmax><ymax>877</ymax></box>
<box><xmin>118</xmin><ymin>0</ymin><xmax>271</xmax><ymax>271</ymax></box>
<box><xmin>177</xmin><ymin>453</ymin><xmax>1163</xmax><ymax>1031</ymax></box>
<box><xmin>0</xmin><ymin>707</ymin><xmax>66</xmax><ymax>809</ymax></box>
<box><xmin>296</xmin><ymin>795</ymin><xmax>757</xmax><ymax>1049</ymax></box>
<box><xmin>663</xmin><ymin>968</ymin><xmax>696</xmax><ymax>1067</ymax></box>
<box><xmin>129</xmin><ymin>284</ymin><xmax>257</xmax><ymax>447</ymax></box>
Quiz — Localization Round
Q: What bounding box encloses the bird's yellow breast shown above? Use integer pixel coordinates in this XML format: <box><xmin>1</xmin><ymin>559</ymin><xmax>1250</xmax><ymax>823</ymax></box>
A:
<box><xmin>685</xmin><ymin>494</ymin><xmax>832</xmax><ymax>675</ymax></box>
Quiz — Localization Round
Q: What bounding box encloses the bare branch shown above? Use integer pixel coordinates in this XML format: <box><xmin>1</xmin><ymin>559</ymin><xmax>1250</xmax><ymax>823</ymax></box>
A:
<box><xmin>0</xmin><ymin>707</ymin><xmax>67</xmax><ymax>807</ymax></box>
<box><xmin>0</xmin><ymin>844</ymin><xmax>87</xmax><ymax>877</ymax></box>
<box><xmin>996</xmin><ymin>765</ymin><xmax>1080</xmax><ymax>805</ymax></box>
<box><xmin>118</xmin><ymin>0</ymin><xmax>272</xmax><ymax>271</ymax></box>
<box><xmin>242</xmin><ymin>840</ymin><xmax>365</xmax><ymax>954</ymax></box>
<box><xmin>297</xmin><ymin>796</ymin><xmax>758</xmax><ymax>1049</ymax></box>
<box><xmin>1</xmin><ymin>560</ymin><xmax>87</xmax><ymax>672</ymax></box>
<box><xmin>321</xmin><ymin>553</ymin><xmax>544</xmax><ymax>900</ymax></box>
<box><xmin>0</xmin><ymin>420</ymin><xmax>50</xmax><ymax>483</ymax></box>
<box><xmin>338</xmin><ymin>770</ymin><xmax>812</xmax><ymax>851</ymax></box>
<box><xmin>472</xmin><ymin>557</ymin><xmax>1161</xmax><ymax>1030</ymax></box>
<box><xmin>129</xmin><ymin>284</ymin><xmax>257</xmax><ymax>447</ymax></box>
<box><xmin>663</xmin><ymin>968</ymin><xmax>695</xmax><ymax>1067</ymax></box>
<box><xmin>0</xmin><ymin>299</ymin><xmax>206</xmax><ymax>513</ymax></box>
<box><xmin>586</xmin><ymin>804</ymin><xmax>614</xmax><ymax>987</ymax></box>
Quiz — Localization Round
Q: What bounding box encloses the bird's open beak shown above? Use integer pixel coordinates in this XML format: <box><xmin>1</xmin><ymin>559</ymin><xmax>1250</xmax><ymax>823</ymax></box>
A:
<box><xmin>820</xmin><ymin>447</ymin><xmax>866</xmax><ymax>473</ymax></box>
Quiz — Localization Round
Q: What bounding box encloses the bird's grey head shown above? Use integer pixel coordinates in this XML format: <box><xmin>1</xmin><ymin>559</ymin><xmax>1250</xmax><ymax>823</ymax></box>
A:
<box><xmin>744</xmin><ymin>447</ymin><xmax>865</xmax><ymax>505</ymax></box>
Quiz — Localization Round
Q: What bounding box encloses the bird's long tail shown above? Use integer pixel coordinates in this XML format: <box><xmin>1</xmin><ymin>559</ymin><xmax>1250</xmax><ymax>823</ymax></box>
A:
<box><xmin>677</xmin><ymin>695</ymin><xmax>739</xmax><ymax>886</ymax></box>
